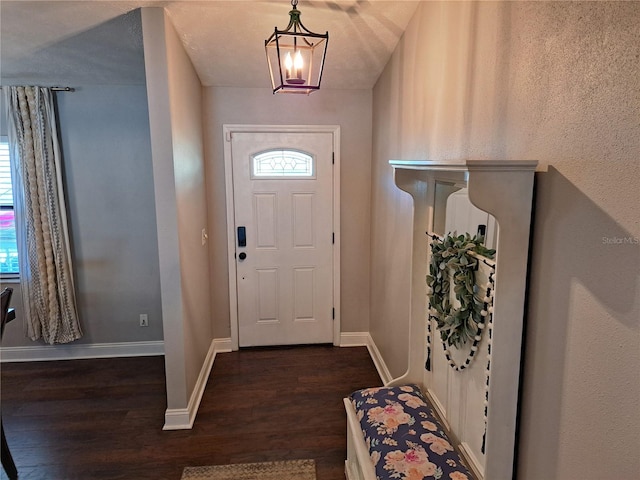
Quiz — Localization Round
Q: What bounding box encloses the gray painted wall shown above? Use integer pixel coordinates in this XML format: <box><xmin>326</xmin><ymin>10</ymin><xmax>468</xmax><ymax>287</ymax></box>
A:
<box><xmin>0</xmin><ymin>85</ymin><xmax>163</xmax><ymax>347</ymax></box>
<box><xmin>370</xmin><ymin>2</ymin><xmax>639</xmax><ymax>479</ymax></box>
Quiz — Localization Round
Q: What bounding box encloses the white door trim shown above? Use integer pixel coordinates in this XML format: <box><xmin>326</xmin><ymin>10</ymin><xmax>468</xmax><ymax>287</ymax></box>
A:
<box><xmin>223</xmin><ymin>124</ymin><xmax>341</xmax><ymax>350</ymax></box>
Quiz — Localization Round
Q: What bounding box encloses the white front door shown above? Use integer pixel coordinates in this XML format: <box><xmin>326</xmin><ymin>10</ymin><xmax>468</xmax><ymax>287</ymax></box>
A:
<box><xmin>228</xmin><ymin>129</ymin><xmax>336</xmax><ymax>347</ymax></box>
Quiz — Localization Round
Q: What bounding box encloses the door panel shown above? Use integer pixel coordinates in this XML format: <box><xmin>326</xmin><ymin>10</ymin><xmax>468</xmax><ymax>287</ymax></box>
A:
<box><xmin>255</xmin><ymin>194</ymin><xmax>278</xmax><ymax>248</ymax></box>
<box><xmin>231</xmin><ymin>131</ymin><xmax>334</xmax><ymax>347</ymax></box>
<box><xmin>256</xmin><ymin>268</ymin><xmax>278</xmax><ymax>323</ymax></box>
<box><xmin>292</xmin><ymin>194</ymin><xmax>314</xmax><ymax>247</ymax></box>
<box><xmin>293</xmin><ymin>267</ymin><xmax>315</xmax><ymax>320</ymax></box>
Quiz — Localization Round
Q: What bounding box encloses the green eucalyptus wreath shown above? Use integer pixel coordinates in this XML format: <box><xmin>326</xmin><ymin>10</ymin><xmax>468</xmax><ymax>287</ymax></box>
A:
<box><xmin>427</xmin><ymin>233</ymin><xmax>495</xmax><ymax>349</ymax></box>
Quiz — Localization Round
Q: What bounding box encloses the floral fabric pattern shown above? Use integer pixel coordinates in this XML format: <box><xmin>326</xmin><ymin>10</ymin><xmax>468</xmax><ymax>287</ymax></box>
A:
<box><xmin>349</xmin><ymin>385</ymin><xmax>474</xmax><ymax>480</ymax></box>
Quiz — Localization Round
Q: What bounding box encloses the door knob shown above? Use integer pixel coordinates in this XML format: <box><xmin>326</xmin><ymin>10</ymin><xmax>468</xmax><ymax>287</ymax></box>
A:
<box><xmin>238</xmin><ymin>252</ymin><xmax>247</xmax><ymax>260</ymax></box>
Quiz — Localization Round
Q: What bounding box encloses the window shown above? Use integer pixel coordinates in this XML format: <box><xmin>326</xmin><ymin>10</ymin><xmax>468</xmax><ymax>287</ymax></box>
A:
<box><xmin>0</xmin><ymin>138</ymin><xmax>19</xmax><ymax>275</ymax></box>
<box><xmin>252</xmin><ymin>149</ymin><xmax>315</xmax><ymax>179</ymax></box>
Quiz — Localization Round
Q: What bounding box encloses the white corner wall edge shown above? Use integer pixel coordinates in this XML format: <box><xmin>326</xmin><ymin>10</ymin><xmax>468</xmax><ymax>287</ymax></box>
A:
<box><xmin>340</xmin><ymin>332</ymin><xmax>393</xmax><ymax>385</ymax></box>
<box><xmin>163</xmin><ymin>337</ymin><xmax>232</xmax><ymax>430</ymax></box>
<box><xmin>0</xmin><ymin>341</ymin><xmax>165</xmax><ymax>362</ymax></box>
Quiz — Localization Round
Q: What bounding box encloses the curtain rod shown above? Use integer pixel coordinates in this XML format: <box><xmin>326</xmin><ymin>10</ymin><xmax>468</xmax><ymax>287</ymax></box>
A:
<box><xmin>0</xmin><ymin>86</ymin><xmax>74</xmax><ymax>92</ymax></box>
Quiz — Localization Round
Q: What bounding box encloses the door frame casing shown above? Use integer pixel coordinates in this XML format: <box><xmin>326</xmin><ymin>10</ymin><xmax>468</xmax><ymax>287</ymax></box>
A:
<box><xmin>223</xmin><ymin>124</ymin><xmax>341</xmax><ymax>350</ymax></box>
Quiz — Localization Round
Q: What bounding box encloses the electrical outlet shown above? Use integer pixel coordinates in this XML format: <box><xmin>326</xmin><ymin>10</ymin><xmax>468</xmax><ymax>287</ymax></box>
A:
<box><xmin>139</xmin><ymin>314</ymin><xmax>149</xmax><ymax>327</ymax></box>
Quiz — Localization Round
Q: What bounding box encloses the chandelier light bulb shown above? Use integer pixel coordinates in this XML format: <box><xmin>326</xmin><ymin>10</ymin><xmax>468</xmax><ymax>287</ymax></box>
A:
<box><xmin>294</xmin><ymin>50</ymin><xmax>304</xmax><ymax>71</ymax></box>
<box><xmin>284</xmin><ymin>52</ymin><xmax>293</xmax><ymax>78</ymax></box>
<box><xmin>285</xmin><ymin>49</ymin><xmax>305</xmax><ymax>84</ymax></box>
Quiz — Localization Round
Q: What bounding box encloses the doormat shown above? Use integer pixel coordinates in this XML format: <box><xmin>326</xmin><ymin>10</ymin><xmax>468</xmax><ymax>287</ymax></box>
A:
<box><xmin>181</xmin><ymin>459</ymin><xmax>316</xmax><ymax>480</ymax></box>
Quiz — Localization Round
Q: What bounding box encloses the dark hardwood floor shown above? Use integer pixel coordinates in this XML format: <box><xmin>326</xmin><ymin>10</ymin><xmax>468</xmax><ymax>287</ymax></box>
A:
<box><xmin>0</xmin><ymin>345</ymin><xmax>381</xmax><ymax>480</ymax></box>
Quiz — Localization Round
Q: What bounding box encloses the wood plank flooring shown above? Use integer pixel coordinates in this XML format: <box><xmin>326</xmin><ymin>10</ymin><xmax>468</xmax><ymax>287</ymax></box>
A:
<box><xmin>0</xmin><ymin>345</ymin><xmax>381</xmax><ymax>480</ymax></box>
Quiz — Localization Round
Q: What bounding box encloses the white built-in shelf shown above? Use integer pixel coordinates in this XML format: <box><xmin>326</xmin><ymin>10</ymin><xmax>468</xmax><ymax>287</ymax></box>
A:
<box><xmin>389</xmin><ymin>159</ymin><xmax>538</xmax><ymax>170</ymax></box>
<box><xmin>388</xmin><ymin>159</ymin><xmax>537</xmax><ymax>480</ymax></box>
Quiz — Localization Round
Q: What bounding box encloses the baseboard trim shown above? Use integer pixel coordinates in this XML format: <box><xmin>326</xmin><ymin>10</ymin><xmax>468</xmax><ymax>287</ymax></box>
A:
<box><xmin>339</xmin><ymin>331</ymin><xmax>370</xmax><ymax>347</ymax></box>
<box><xmin>340</xmin><ymin>332</ymin><xmax>393</xmax><ymax>385</ymax></box>
<box><xmin>212</xmin><ymin>337</ymin><xmax>233</xmax><ymax>353</ymax></box>
<box><xmin>2</xmin><ymin>334</ymin><xmax>387</xmax><ymax>429</ymax></box>
<box><xmin>163</xmin><ymin>337</ymin><xmax>231</xmax><ymax>430</ymax></box>
<box><xmin>364</xmin><ymin>333</ymin><xmax>393</xmax><ymax>385</ymax></box>
<box><xmin>0</xmin><ymin>340</ymin><xmax>165</xmax><ymax>362</ymax></box>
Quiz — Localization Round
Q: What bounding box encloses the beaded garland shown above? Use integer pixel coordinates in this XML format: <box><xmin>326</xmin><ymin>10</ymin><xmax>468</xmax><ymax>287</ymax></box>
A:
<box><xmin>481</xmin><ymin>276</ymin><xmax>495</xmax><ymax>455</ymax></box>
<box><xmin>425</xmin><ymin>231</ymin><xmax>497</xmax><ymax>454</ymax></box>
<box><xmin>431</xmin><ymin>267</ymin><xmax>495</xmax><ymax>372</ymax></box>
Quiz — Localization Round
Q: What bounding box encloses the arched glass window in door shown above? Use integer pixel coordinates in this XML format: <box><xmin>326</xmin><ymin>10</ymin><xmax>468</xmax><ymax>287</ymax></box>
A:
<box><xmin>251</xmin><ymin>149</ymin><xmax>315</xmax><ymax>179</ymax></box>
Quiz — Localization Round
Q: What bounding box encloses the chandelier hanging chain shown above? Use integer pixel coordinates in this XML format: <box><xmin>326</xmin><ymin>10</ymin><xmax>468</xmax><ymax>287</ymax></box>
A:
<box><xmin>282</xmin><ymin>0</ymin><xmax>321</xmax><ymax>40</ymax></box>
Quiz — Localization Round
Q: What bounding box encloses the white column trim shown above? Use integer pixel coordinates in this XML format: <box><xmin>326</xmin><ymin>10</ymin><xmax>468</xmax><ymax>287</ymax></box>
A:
<box><xmin>163</xmin><ymin>338</ymin><xmax>232</xmax><ymax>430</ymax></box>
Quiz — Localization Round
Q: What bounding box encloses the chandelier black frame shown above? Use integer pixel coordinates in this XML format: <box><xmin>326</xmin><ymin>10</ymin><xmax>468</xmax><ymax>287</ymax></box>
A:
<box><xmin>265</xmin><ymin>0</ymin><xmax>329</xmax><ymax>94</ymax></box>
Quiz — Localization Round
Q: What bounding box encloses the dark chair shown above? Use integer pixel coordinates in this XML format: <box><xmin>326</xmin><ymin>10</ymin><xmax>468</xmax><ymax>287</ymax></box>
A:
<box><xmin>1</xmin><ymin>287</ymin><xmax>18</xmax><ymax>479</ymax></box>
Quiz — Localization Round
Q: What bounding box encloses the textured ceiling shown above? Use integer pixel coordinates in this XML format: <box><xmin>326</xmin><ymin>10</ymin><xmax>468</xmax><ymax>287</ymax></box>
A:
<box><xmin>0</xmin><ymin>0</ymin><xmax>420</xmax><ymax>89</ymax></box>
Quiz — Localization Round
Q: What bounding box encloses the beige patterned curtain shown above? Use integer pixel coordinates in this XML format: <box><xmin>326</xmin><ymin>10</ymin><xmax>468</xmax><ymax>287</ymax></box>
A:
<box><xmin>4</xmin><ymin>86</ymin><xmax>82</xmax><ymax>344</ymax></box>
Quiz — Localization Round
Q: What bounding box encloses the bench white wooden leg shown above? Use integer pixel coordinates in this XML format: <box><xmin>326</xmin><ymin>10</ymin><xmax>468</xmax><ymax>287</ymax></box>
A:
<box><xmin>344</xmin><ymin>397</ymin><xmax>376</xmax><ymax>480</ymax></box>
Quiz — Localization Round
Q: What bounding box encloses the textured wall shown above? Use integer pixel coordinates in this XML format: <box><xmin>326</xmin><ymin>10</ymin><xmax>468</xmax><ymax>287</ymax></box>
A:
<box><xmin>371</xmin><ymin>2</ymin><xmax>639</xmax><ymax>478</ymax></box>
<box><xmin>203</xmin><ymin>87</ymin><xmax>373</xmax><ymax>338</ymax></box>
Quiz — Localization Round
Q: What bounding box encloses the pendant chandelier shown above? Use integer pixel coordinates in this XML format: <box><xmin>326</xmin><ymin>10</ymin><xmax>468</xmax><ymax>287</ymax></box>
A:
<box><xmin>265</xmin><ymin>0</ymin><xmax>329</xmax><ymax>95</ymax></box>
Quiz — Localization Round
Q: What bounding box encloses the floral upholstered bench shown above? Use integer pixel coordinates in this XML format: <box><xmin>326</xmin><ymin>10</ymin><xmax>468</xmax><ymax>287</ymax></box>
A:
<box><xmin>345</xmin><ymin>384</ymin><xmax>474</xmax><ymax>480</ymax></box>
